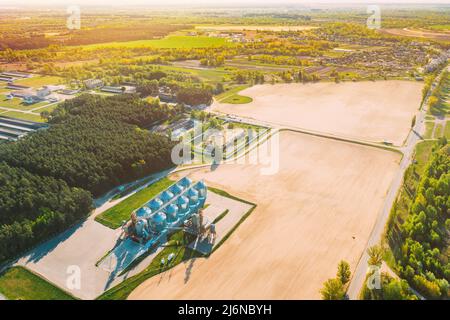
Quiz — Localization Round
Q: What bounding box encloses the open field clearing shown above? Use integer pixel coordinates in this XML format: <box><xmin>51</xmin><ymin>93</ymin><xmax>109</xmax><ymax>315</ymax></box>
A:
<box><xmin>159</xmin><ymin>64</ymin><xmax>231</xmax><ymax>83</ymax></box>
<box><xmin>0</xmin><ymin>267</ymin><xmax>75</xmax><ymax>300</ymax></box>
<box><xmin>79</xmin><ymin>36</ymin><xmax>232</xmax><ymax>50</ymax></box>
<box><xmin>15</xmin><ymin>76</ymin><xmax>63</xmax><ymax>88</ymax></box>
<box><xmin>196</xmin><ymin>25</ymin><xmax>316</xmax><ymax>32</ymax></box>
<box><xmin>129</xmin><ymin>131</ymin><xmax>400</xmax><ymax>300</ymax></box>
<box><xmin>212</xmin><ymin>81</ymin><xmax>422</xmax><ymax>145</ymax></box>
<box><xmin>380</xmin><ymin>28</ymin><xmax>450</xmax><ymax>41</ymax></box>
<box><xmin>0</xmin><ymin>111</ymin><xmax>45</xmax><ymax>122</ymax></box>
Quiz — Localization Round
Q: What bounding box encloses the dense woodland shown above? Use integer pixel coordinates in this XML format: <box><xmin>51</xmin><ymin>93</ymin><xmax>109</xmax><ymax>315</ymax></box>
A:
<box><xmin>389</xmin><ymin>140</ymin><xmax>450</xmax><ymax>299</ymax></box>
<box><xmin>0</xmin><ymin>94</ymin><xmax>178</xmax><ymax>263</ymax></box>
<box><xmin>0</xmin><ymin>163</ymin><xmax>92</xmax><ymax>262</ymax></box>
<box><xmin>0</xmin><ymin>94</ymin><xmax>177</xmax><ymax>196</ymax></box>
<box><xmin>48</xmin><ymin>93</ymin><xmax>181</xmax><ymax>126</ymax></box>
<box><xmin>176</xmin><ymin>87</ymin><xmax>213</xmax><ymax>106</ymax></box>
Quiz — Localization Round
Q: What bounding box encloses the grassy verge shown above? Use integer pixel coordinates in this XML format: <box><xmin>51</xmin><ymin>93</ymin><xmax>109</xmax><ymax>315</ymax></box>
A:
<box><xmin>95</xmin><ymin>177</ymin><xmax>174</xmax><ymax>229</ymax></box>
<box><xmin>215</xmin><ymin>85</ymin><xmax>251</xmax><ymax>103</ymax></box>
<box><xmin>213</xmin><ymin>209</ymin><xmax>229</xmax><ymax>224</ymax></box>
<box><xmin>279</xmin><ymin>128</ymin><xmax>402</xmax><ymax>155</ymax></box>
<box><xmin>0</xmin><ymin>111</ymin><xmax>45</xmax><ymax>122</ymax></box>
<box><xmin>423</xmin><ymin>121</ymin><xmax>434</xmax><ymax>139</ymax></box>
<box><xmin>434</xmin><ymin>123</ymin><xmax>443</xmax><ymax>138</ymax></box>
<box><xmin>444</xmin><ymin>121</ymin><xmax>450</xmax><ymax>139</ymax></box>
<box><xmin>208</xmin><ymin>186</ymin><xmax>255</xmax><ymax>206</ymax></box>
<box><xmin>0</xmin><ymin>267</ymin><xmax>76</xmax><ymax>300</ymax></box>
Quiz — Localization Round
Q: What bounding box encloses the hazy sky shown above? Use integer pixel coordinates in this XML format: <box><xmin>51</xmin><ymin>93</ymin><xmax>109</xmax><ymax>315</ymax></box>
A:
<box><xmin>4</xmin><ymin>0</ymin><xmax>450</xmax><ymax>7</ymax></box>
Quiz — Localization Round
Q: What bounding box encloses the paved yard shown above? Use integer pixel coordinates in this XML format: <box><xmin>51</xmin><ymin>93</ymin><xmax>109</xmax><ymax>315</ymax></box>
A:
<box><xmin>16</xmin><ymin>219</ymin><xmax>118</xmax><ymax>300</ymax></box>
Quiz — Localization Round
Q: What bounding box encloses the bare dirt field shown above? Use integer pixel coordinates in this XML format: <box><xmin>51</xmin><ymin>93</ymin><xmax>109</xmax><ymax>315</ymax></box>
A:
<box><xmin>129</xmin><ymin>131</ymin><xmax>400</xmax><ymax>300</ymax></box>
<box><xmin>211</xmin><ymin>81</ymin><xmax>422</xmax><ymax>145</ymax></box>
<box><xmin>380</xmin><ymin>28</ymin><xmax>450</xmax><ymax>42</ymax></box>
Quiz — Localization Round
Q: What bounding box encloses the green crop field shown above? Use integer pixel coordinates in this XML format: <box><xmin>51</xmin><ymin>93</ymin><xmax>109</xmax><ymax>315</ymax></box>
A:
<box><xmin>0</xmin><ymin>111</ymin><xmax>45</xmax><ymax>122</ymax></box>
<box><xmin>15</xmin><ymin>76</ymin><xmax>63</xmax><ymax>88</ymax></box>
<box><xmin>81</xmin><ymin>36</ymin><xmax>232</xmax><ymax>50</ymax></box>
<box><xmin>159</xmin><ymin>65</ymin><xmax>232</xmax><ymax>83</ymax></box>
<box><xmin>95</xmin><ymin>177</ymin><xmax>174</xmax><ymax>229</ymax></box>
<box><xmin>0</xmin><ymin>267</ymin><xmax>75</xmax><ymax>300</ymax></box>
<box><xmin>428</xmin><ymin>24</ymin><xmax>450</xmax><ymax>31</ymax></box>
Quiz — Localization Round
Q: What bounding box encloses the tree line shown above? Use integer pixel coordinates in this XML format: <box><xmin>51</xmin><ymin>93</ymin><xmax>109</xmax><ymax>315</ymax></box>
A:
<box><xmin>389</xmin><ymin>140</ymin><xmax>450</xmax><ymax>299</ymax></box>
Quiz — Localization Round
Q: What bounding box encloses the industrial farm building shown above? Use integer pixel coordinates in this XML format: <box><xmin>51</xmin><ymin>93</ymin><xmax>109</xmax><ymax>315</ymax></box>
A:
<box><xmin>0</xmin><ymin>116</ymin><xmax>48</xmax><ymax>141</ymax></box>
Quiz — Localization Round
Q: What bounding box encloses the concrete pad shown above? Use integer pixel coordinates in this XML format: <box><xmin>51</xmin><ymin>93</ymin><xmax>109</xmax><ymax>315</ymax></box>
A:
<box><xmin>17</xmin><ymin>219</ymin><xmax>118</xmax><ymax>300</ymax></box>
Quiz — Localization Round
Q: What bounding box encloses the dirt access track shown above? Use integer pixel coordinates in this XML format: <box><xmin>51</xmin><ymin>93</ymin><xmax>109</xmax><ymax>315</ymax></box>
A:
<box><xmin>130</xmin><ymin>131</ymin><xmax>400</xmax><ymax>299</ymax></box>
<box><xmin>212</xmin><ymin>81</ymin><xmax>422</xmax><ymax>146</ymax></box>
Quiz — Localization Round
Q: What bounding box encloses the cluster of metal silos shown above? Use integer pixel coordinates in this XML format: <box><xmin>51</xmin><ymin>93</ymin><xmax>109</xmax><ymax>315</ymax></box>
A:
<box><xmin>132</xmin><ymin>177</ymin><xmax>207</xmax><ymax>241</ymax></box>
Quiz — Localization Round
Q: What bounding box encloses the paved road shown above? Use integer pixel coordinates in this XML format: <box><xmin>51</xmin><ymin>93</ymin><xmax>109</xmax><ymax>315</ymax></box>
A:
<box><xmin>346</xmin><ymin>65</ymin><xmax>448</xmax><ymax>299</ymax></box>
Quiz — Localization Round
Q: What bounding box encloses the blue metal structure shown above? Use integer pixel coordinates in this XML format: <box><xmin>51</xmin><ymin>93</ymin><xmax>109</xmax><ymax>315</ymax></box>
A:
<box><xmin>100</xmin><ymin>177</ymin><xmax>207</xmax><ymax>274</ymax></box>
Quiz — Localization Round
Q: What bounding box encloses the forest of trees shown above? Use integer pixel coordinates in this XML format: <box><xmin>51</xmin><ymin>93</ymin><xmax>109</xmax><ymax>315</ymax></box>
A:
<box><xmin>48</xmin><ymin>93</ymin><xmax>182</xmax><ymax>126</ymax></box>
<box><xmin>391</xmin><ymin>140</ymin><xmax>450</xmax><ymax>299</ymax></box>
<box><xmin>0</xmin><ymin>94</ymin><xmax>178</xmax><ymax>263</ymax></box>
<box><xmin>0</xmin><ymin>94</ymin><xmax>177</xmax><ymax>196</ymax></box>
<box><xmin>176</xmin><ymin>87</ymin><xmax>213</xmax><ymax>106</ymax></box>
<box><xmin>0</xmin><ymin>162</ymin><xmax>92</xmax><ymax>262</ymax></box>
